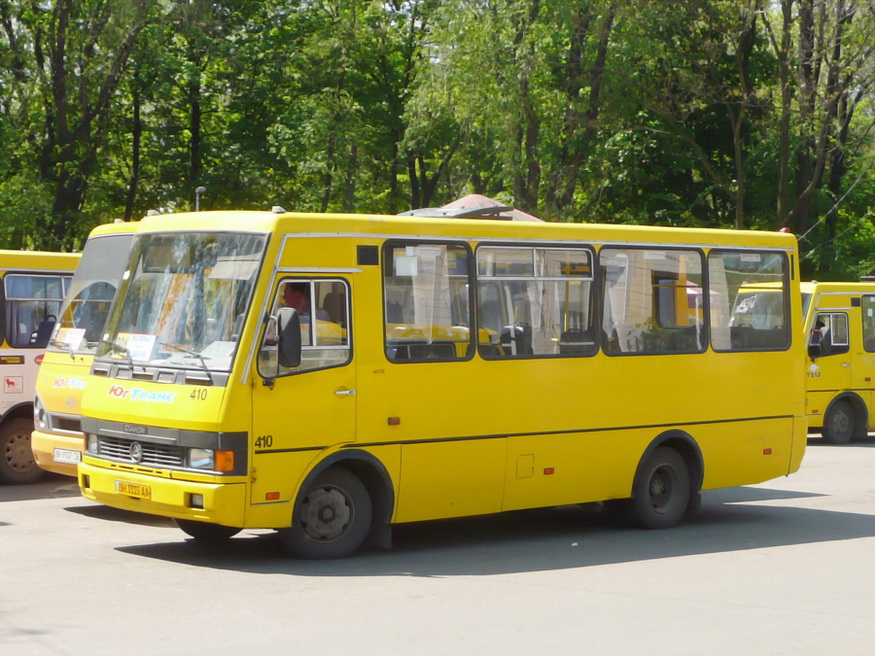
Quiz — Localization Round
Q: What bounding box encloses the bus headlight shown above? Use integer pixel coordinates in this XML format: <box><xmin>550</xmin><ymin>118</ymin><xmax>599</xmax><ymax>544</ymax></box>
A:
<box><xmin>34</xmin><ymin>394</ymin><xmax>48</xmax><ymax>429</ymax></box>
<box><xmin>86</xmin><ymin>434</ymin><xmax>99</xmax><ymax>454</ymax></box>
<box><xmin>188</xmin><ymin>448</ymin><xmax>215</xmax><ymax>469</ymax></box>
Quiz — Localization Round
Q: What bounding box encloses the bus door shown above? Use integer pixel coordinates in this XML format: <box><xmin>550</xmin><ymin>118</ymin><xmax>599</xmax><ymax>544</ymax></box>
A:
<box><xmin>851</xmin><ymin>296</ymin><xmax>875</xmax><ymax>423</ymax></box>
<box><xmin>808</xmin><ymin>311</ymin><xmax>851</xmax><ymax>394</ymax></box>
<box><xmin>250</xmin><ymin>277</ymin><xmax>355</xmax><ymax>505</ymax></box>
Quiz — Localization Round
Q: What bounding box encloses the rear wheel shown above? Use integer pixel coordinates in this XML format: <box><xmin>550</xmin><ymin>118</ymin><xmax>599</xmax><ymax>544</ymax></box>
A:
<box><xmin>629</xmin><ymin>447</ymin><xmax>690</xmax><ymax>529</ymax></box>
<box><xmin>176</xmin><ymin>519</ymin><xmax>240</xmax><ymax>541</ymax></box>
<box><xmin>279</xmin><ymin>467</ymin><xmax>372</xmax><ymax>559</ymax></box>
<box><xmin>822</xmin><ymin>400</ymin><xmax>855</xmax><ymax>445</ymax></box>
<box><xmin>0</xmin><ymin>417</ymin><xmax>43</xmax><ymax>485</ymax></box>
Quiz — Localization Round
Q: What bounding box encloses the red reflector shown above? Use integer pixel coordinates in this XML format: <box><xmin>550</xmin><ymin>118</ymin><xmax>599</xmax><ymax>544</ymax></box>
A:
<box><xmin>387</xmin><ymin>417</ymin><xmax>401</xmax><ymax>426</ymax></box>
<box><xmin>35</xmin><ymin>354</ymin><xmax>44</xmax><ymax>366</ymax></box>
<box><xmin>266</xmin><ymin>492</ymin><xmax>280</xmax><ymax>501</ymax></box>
<box><xmin>543</xmin><ymin>467</ymin><xmax>555</xmax><ymax>475</ymax></box>
<box><xmin>763</xmin><ymin>448</ymin><xmax>773</xmax><ymax>455</ymax></box>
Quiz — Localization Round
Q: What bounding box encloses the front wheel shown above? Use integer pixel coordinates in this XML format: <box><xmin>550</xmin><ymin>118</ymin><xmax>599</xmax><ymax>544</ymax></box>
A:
<box><xmin>0</xmin><ymin>417</ymin><xmax>43</xmax><ymax>485</ymax></box>
<box><xmin>822</xmin><ymin>400</ymin><xmax>855</xmax><ymax>445</ymax></box>
<box><xmin>629</xmin><ymin>447</ymin><xmax>690</xmax><ymax>529</ymax></box>
<box><xmin>176</xmin><ymin>519</ymin><xmax>241</xmax><ymax>542</ymax></box>
<box><xmin>279</xmin><ymin>467</ymin><xmax>372</xmax><ymax>559</ymax></box>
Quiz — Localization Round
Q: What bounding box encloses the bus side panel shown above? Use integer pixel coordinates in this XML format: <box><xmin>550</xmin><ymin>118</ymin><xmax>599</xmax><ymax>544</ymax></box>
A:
<box><xmin>502</xmin><ymin>432</ymin><xmax>636</xmax><ymax>511</ymax></box>
<box><xmin>695</xmin><ymin>417</ymin><xmax>801</xmax><ymax>489</ymax></box>
<box><xmin>394</xmin><ymin>439</ymin><xmax>506</xmax><ymax>524</ymax></box>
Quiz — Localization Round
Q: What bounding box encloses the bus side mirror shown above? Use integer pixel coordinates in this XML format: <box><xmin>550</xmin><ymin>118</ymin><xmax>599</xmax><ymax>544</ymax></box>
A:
<box><xmin>276</xmin><ymin>307</ymin><xmax>302</xmax><ymax>368</ymax></box>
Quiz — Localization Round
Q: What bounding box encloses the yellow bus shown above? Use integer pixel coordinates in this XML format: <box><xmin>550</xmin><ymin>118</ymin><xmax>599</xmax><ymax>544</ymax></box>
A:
<box><xmin>32</xmin><ymin>221</ymin><xmax>137</xmax><ymax>476</ymax></box>
<box><xmin>0</xmin><ymin>250</ymin><xmax>80</xmax><ymax>484</ymax></box>
<box><xmin>801</xmin><ymin>281</ymin><xmax>875</xmax><ymax>444</ymax></box>
<box><xmin>77</xmin><ymin>209</ymin><xmax>807</xmax><ymax>557</ymax></box>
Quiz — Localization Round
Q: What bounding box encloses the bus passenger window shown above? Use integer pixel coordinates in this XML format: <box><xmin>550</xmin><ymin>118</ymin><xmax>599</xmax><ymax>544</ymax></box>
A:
<box><xmin>478</xmin><ymin>246</ymin><xmax>596</xmax><ymax>358</ymax></box>
<box><xmin>862</xmin><ymin>296</ymin><xmax>875</xmax><ymax>353</ymax></box>
<box><xmin>4</xmin><ymin>274</ymin><xmax>67</xmax><ymax>348</ymax></box>
<box><xmin>711</xmin><ymin>250</ymin><xmax>790</xmax><ymax>352</ymax></box>
<box><xmin>382</xmin><ymin>242</ymin><xmax>473</xmax><ymax>362</ymax></box>
<box><xmin>600</xmin><ymin>248</ymin><xmax>705</xmax><ymax>355</ymax></box>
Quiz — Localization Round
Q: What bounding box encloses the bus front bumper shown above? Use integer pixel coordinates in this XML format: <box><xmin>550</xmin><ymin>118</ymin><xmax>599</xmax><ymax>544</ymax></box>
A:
<box><xmin>32</xmin><ymin>429</ymin><xmax>82</xmax><ymax>477</ymax></box>
<box><xmin>78</xmin><ymin>460</ymin><xmax>247</xmax><ymax>527</ymax></box>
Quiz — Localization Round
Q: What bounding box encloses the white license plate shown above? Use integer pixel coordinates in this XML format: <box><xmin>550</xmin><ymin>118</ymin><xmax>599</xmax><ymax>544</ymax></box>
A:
<box><xmin>115</xmin><ymin>480</ymin><xmax>151</xmax><ymax>500</ymax></box>
<box><xmin>53</xmin><ymin>448</ymin><xmax>81</xmax><ymax>464</ymax></box>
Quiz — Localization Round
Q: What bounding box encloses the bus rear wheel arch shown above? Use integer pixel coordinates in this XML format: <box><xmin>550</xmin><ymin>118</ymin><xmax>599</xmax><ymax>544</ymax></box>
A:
<box><xmin>279</xmin><ymin>466</ymin><xmax>373</xmax><ymax>559</ymax></box>
<box><xmin>0</xmin><ymin>417</ymin><xmax>43</xmax><ymax>485</ymax></box>
<box><xmin>629</xmin><ymin>446</ymin><xmax>692</xmax><ymax>529</ymax></box>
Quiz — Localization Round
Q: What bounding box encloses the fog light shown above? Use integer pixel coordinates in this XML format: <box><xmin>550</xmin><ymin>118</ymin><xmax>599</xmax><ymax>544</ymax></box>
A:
<box><xmin>189</xmin><ymin>493</ymin><xmax>204</xmax><ymax>509</ymax></box>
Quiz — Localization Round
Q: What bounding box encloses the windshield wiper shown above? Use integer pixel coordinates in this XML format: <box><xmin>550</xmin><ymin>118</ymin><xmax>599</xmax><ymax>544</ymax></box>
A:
<box><xmin>99</xmin><ymin>339</ymin><xmax>132</xmax><ymax>365</ymax></box>
<box><xmin>49</xmin><ymin>337</ymin><xmax>75</xmax><ymax>359</ymax></box>
<box><xmin>159</xmin><ymin>341</ymin><xmax>210</xmax><ymax>373</ymax></box>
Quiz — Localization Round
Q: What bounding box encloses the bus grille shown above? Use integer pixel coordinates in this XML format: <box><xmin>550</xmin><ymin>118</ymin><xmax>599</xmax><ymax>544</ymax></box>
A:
<box><xmin>98</xmin><ymin>437</ymin><xmax>184</xmax><ymax>468</ymax></box>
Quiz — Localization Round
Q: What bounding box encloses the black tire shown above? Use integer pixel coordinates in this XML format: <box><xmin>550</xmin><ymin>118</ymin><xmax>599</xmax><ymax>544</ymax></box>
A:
<box><xmin>279</xmin><ymin>467</ymin><xmax>372</xmax><ymax>559</ymax></box>
<box><xmin>629</xmin><ymin>446</ymin><xmax>690</xmax><ymax>529</ymax></box>
<box><xmin>0</xmin><ymin>417</ymin><xmax>44</xmax><ymax>485</ymax></box>
<box><xmin>822</xmin><ymin>400</ymin><xmax>855</xmax><ymax>445</ymax></box>
<box><xmin>176</xmin><ymin>519</ymin><xmax>241</xmax><ymax>541</ymax></box>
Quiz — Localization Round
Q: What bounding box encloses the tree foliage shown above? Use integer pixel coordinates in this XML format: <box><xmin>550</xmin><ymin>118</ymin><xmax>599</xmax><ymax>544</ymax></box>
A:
<box><xmin>0</xmin><ymin>0</ymin><xmax>872</xmax><ymax>278</ymax></box>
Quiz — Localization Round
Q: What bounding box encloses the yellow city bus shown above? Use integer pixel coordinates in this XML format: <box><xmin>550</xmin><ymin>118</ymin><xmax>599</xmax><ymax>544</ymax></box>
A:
<box><xmin>32</xmin><ymin>221</ymin><xmax>137</xmax><ymax>476</ymax></box>
<box><xmin>0</xmin><ymin>250</ymin><xmax>80</xmax><ymax>484</ymax></box>
<box><xmin>801</xmin><ymin>281</ymin><xmax>875</xmax><ymax>444</ymax></box>
<box><xmin>77</xmin><ymin>209</ymin><xmax>807</xmax><ymax>557</ymax></box>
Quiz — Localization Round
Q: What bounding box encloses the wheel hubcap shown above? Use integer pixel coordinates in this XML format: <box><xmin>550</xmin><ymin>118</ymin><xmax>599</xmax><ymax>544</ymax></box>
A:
<box><xmin>5</xmin><ymin>433</ymin><xmax>34</xmax><ymax>473</ymax></box>
<box><xmin>300</xmin><ymin>486</ymin><xmax>352</xmax><ymax>541</ymax></box>
<box><xmin>649</xmin><ymin>467</ymin><xmax>675</xmax><ymax>511</ymax></box>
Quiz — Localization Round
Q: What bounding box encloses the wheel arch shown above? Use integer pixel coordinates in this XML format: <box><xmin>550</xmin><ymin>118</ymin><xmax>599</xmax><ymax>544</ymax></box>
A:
<box><xmin>295</xmin><ymin>449</ymin><xmax>395</xmax><ymax>549</ymax></box>
<box><xmin>632</xmin><ymin>430</ymin><xmax>704</xmax><ymax>504</ymax></box>
<box><xmin>1</xmin><ymin>401</ymin><xmax>35</xmax><ymax>424</ymax></box>
<box><xmin>825</xmin><ymin>392</ymin><xmax>869</xmax><ymax>440</ymax></box>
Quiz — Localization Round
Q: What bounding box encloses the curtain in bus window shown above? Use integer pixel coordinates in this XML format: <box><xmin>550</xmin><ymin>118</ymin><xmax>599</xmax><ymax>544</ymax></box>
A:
<box><xmin>710</xmin><ymin>250</ymin><xmax>789</xmax><ymax>351</ymax></box>
<box><xmin>599</xmin><ymin>248</ymin><xmax>704</xmax><ymax>354</ymax></box>
<box><xmin>383</xmin><ymin>243</ymin><xmax>472</xmax><ymax>362</ymax></box>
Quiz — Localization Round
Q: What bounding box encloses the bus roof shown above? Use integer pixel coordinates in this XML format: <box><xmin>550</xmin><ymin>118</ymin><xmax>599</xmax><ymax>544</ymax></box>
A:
<box><xmin>134</xmin><ymin>210</ymin><xmax>799</xmax><ymax>251</ymax></box>
<box><xmin>0</xmin><ymin>250</ymin><xmax>80</xmax><ymax>272</ymax></box>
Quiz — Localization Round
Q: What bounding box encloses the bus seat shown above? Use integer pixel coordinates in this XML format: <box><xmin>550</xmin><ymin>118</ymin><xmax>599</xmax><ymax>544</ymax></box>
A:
<box><xmin>32</xmin><ymin>318</ymin><xmax>56</xmax><ymax>348</ymax></box>
<box><xmin>559</xmin><ymin>329</ymin><xmax>592</xmax><ymax>354</ymax></box>
<box><xmin>322</xmin><ymin>292</ymin><xmax>344</xmax><ymax>324</ymax></box>
<box><xmin>500</xmin><ymin>323</ymin><xmax>533</xmax><ymax>356</ymax></box>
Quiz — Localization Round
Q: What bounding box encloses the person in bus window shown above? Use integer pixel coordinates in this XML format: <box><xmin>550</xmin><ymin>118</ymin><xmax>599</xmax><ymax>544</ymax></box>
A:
<box><xmin>283</xmin><ymin>282</ymin><xmax>330</xmax><ymax>320</ymax></box>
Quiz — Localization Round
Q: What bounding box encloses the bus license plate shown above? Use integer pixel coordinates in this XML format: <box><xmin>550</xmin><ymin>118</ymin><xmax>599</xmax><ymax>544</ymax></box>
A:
<box><xmin>53</xmin><ymin>448</ymin><xmax>81</xmax><ymax>464</ymax></box>
<box><xmin>115</xmin><ymin>480</ymin><xmax>151</xmax><ymax>500</ymax></box>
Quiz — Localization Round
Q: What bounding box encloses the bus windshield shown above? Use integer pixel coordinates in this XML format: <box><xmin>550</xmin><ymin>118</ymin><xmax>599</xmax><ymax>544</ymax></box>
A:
<box><xmin>96</xmin><ymin>232</ymin><xmax>267</xmax><ymax>373</ymax></box>
<box><xmin>50</xmin><ymin>232</ymin><xmax>134</xmax><ymax>354</ymax></box>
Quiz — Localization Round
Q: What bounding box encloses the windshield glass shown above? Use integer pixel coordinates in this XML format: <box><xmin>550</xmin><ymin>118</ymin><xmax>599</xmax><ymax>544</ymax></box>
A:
<box><xmin>97</xmin><ymin>232</ymin><xmax>267</xmax><ymax>373</ymax></box>
<box><xmin>50</xmin><ymin>232</ymin><xmax>134</xmax><ymax>354</ymax></box>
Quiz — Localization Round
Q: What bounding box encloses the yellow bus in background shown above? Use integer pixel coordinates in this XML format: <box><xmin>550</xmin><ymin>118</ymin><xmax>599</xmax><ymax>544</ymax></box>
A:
<box><xmin>0</xmin><ymin>250</ymin><xmax>79</xmax><ymax>484</ymax></box>
<box><xmin>32</xmin><ymin>221</ymin><xmax>137</xmax><ymax>476</ymax></box>
<box><xmin>78</xmin><ymin>209</ymin><xmax>806</xmax><ymax>558</ymax></box>
<box><xmin>802</xmin><ymin>281</ymin><xmax>875</xmax><ymax>444</ymax></box>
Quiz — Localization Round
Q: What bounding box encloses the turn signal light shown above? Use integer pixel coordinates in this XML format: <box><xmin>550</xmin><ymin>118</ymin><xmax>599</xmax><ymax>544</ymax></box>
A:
<box><xmin>215</xmin><ymin>450</ymin><xmax>235</xmax><ymax>472</ymax></box>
